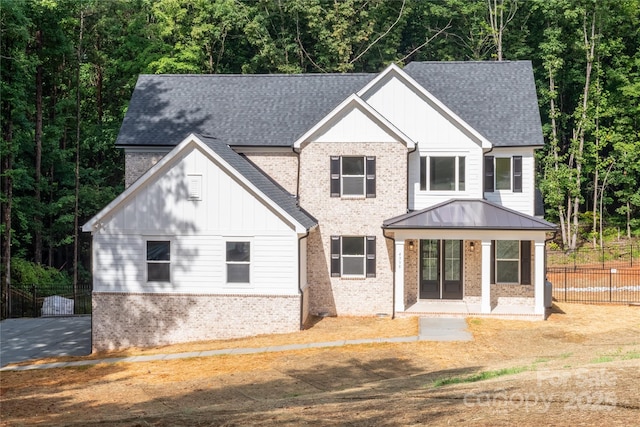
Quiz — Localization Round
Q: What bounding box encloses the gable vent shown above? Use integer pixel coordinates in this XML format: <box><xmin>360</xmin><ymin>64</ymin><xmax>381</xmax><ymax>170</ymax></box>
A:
<box><xmin>188</xmin><ymin>174</ymin><xmax>202</xmax><ymax>200</ymax></box>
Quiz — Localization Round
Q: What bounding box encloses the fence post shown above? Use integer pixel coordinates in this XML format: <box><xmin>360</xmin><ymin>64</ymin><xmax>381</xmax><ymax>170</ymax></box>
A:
<box><xmin>564</xmin><ymin>268</ymin><xmax>567</xmax><ymax>302</ymax></box>
<box><xmin>31</xmin><ymin>284</ymin><xmax>37</xmax><ymax>318</ymax></box>
<box><xmin>609</xmin><ymin>270</ymin><xmax>612</xmax><ymax>303</ymax></box>
<box><xmin>632</xmin><ymin>243</ymin><xmax>634</xmax><ymax>268</ymax></box>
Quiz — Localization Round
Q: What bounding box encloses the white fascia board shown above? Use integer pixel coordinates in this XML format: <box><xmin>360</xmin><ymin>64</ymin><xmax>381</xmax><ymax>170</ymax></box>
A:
<box><xmin>83</xmin><ymin>133</ymin><xmax>310</xmax><ymax>234</ymax></box>
<box><xmin>358</xmin><ymin>63</ymin><xmax>493</xmax><ymax>150</ymax></box>
<box><xmin>292</xmin><ymin>93</ymin><xmax>415</xmax><ymax>149</ymax></box>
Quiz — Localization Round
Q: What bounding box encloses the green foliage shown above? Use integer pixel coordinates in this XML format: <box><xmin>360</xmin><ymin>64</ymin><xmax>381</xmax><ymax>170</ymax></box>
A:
<box><xmin>11</xmin><ymin>258</ymin><xmax>72</xmax><ymax>288</ymax></box>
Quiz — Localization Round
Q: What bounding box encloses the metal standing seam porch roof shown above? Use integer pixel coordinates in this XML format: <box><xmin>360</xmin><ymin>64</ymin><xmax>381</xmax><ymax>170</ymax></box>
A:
<box><xmin>382</xmin><ymin>199</ymin><xmax>557</xmax><ymax>231</ymax></box>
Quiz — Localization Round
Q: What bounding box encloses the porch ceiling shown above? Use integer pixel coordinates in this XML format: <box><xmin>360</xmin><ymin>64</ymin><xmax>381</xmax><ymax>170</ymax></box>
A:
<box><xmin>382</xmin><ymin>199</ymin><xmax>556</xmax><ymax>231</ymax></box>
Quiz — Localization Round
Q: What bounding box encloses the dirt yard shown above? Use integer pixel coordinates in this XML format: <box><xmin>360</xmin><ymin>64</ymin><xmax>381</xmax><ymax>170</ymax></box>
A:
<box><xmin>1</xmin><ymin>303</ymin><xmax>639</xmax><ymax>426</ymax></box>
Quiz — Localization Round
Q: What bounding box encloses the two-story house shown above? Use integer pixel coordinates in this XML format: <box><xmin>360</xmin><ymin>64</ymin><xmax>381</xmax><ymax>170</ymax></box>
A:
<box><xmin>83</xmin><ymin>61</ymin><xmax>556</xmax><ymax>351</ymax></box>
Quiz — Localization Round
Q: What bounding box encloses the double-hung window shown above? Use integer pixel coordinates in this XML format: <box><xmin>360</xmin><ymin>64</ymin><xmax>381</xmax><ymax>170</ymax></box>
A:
<box><xmin>331</xmin><ymin>236</ymin><xmax>376</xmax><ymax>277</ymax></box>
<box><xmin>330</xmin><ymin>156</ymin><xmax>376</xmax><ymax>197</ymax></box>
<box><xmin>484</xmin><ymin>156</ymin><xmax>522</xmax><ymax>192</ymax></box>
<box><xmin>420</xmin><ymin>156</ymin><xmax>465</xmax><ymax>191</ymax></box>
<box><xmin>491</xmin><ymin>240</ymin><xmax>531</xmax><ymax>285</ymax></box>
<box><xmin>226</xmin><ymin>241</ymin><xmax>250</xmax><ymax>283</ymax></box>
<box><xmin>147</xmin><ymin>240</ymin><xmax>170</xmax><ymax>282</ymax></box>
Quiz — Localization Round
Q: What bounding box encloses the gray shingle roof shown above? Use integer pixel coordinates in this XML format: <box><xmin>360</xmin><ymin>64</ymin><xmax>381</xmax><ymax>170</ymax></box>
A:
<box><xmin>403</xmin><ymin>61</ymin><xmax>544</xmax><ymax>147</ymax></box>
<box><xmin>117</xmin><ymin>61</ymin><xmax>543</xmax><ymax>149</ymax></box>
<box><xmin>195</xmin><ymin>134</ymin><xmax>317</xmax><ymax>231</ymax></box>
<box><xmin>117</xmin><ymin>73</ymin><xmax>376</xmax><ymax>147</ymax></box>
<box><xmin>382</xmin><ymin>199</ymin><xmax>556</xmax><ymax>230</ymax></box>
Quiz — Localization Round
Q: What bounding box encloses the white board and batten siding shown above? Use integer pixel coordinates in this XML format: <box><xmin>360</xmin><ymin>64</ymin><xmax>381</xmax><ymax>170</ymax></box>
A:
<box><xmin>311</xmin><ymin>106</ymin><xmax>399</xmax><ymax>143</ymax></box>
<box><xmin>483</xmin><ymin>147</ymin><xmax>536</xmax><ymax>216</ymax></box>
<box><xmin>361</xmin><ymin>73</ymin><xmax>484</xmax><ymax>210</ymax></box>
<box><xmin>92</xmin><ymin>146</ymin><xmax>301</xmax><ymax>296</ymax></box>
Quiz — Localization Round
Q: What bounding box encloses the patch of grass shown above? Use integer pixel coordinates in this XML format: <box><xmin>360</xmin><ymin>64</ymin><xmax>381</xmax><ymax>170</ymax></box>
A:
<box><xmin>431</xmin><ymin>366</ymin><xmax>529</xmax><ymax>388</ymax></box>
<box><xmin>591</xmin><ymin>356</ymin><xmax>614</xmax><ymax>364</ymax></box>
<box><xmin>559</xmin><ymin>352</ymin><xmax>573</xmax><ymax>359</ymax></box>
<box><xmin>469</xmin><ymin>319</ymin><xmax>482</xmax><ymax>326</ymax></box>
<box><xmin>621</xmin><ymin>351</ymin><xmax>640</xmax><ymax>360</ymax></box>
<box><xmin>533</xmin><ymin>357</ymin><xmax>550</xmax><ymax>364</ymax></box>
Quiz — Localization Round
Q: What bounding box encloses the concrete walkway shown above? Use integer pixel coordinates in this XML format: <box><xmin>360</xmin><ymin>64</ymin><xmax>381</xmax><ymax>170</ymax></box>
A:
<box><xmin>0</xmin><ymin>317</ymin><xmax>472</xmax><ymax>372</ymax></box>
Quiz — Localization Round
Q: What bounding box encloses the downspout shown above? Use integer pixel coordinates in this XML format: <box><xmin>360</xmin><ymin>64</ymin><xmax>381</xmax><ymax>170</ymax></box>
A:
<box><xmin>292</xmin><ymin>146</ymin><xmax>301</xmax><ymax>201</ymax></box>
<box><xmin>298</xmin><ymin>229</ymin><xmax>310</xmax><ymax>330</ymax></box>
<box><xmin>382</xmin><ymin>228</ymin><xmax>396</xmax><ymax>318</ymax></box>
<box><xmin>406</xmin><ymin>142</ymin><xmax>418</xmax><ymax>212</ymax></box>
<box><xmin>482</xmin><ymin>146</ymin><xmax>494</xmax><ymax>200</ymax></box>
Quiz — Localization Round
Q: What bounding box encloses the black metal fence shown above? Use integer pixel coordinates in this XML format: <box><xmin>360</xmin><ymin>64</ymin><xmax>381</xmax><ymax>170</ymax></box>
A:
<box><xmin>547</xmin><ymin>267</ymin><xmax>640</xmax><ymax>304</ymax></box>
<box><xmin>546</xmin><ymin>243</ymin><xmax>640</xmax><ymax>303</ymax></box>
<box><xmin>8</xmin><ymin>283</ymin><xmax>92</xmax><ymax>318</ymax></box>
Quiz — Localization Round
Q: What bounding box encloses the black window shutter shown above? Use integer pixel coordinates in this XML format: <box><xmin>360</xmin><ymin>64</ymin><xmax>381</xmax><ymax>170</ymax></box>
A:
<box><xmin>484</xmin><ymin>156</ymin><xmax>494</xmax><ymax>192</ymax></box>
<box><xmin>366</xmin><ymin>156</ymin><xmax>376</xmax><ymax>198</ymax></box>
<box><xmin>366</xmin><ymin>236</ymin><xmax>376</xmax><ymax>277</ymax></box>
<box><xmin>520</xmin><ymin>240</ymin><xmax>531</xmax><ymax>284</ymax></box>
<box><xmin>420</xmin><ymin>157</ymin><xmax>427</xmax><ymax>191</ymax></box>
<box><xmin>490</xmin><ymin>240</ymin><xmax>496</xmax><ymax>284</ymax></box>
<box><xmin>330</xmin><ymin>156</ymin><xmax>340</xmax><ymax>197</ymax></box>
<box><xmin>331</xmin><ymin>236</ymin><xmax>341</xmax><ymax>277</ymax></box>
<box><xmin>513</xmin><ymin>156</ymin><xmax>523</xmax><ymax>193</ymax></box>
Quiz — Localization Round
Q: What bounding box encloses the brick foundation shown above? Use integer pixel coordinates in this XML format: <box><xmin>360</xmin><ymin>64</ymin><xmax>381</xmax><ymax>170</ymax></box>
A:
<box><xmin>92</xmin><ymin>292</ymin><xmax>301</xmax><ymax>352</ymax></box>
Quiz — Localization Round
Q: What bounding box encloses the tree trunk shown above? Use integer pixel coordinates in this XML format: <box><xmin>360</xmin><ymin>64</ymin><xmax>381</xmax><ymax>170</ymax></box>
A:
<box><xmin>569</xmin><ymin>12</ymin><xmax>596</xmax><ymax>250</ymax></box>
<box><xmin>73</xmin><ymin>10</ymin><xmax>84</xmax><ymax>301</ymax></box>
<box><xmin>548</xmin><ymin>71</ymin><xmax>568</xmax><ymax>247</ymax></box>
<box><xmin>34</xmin><ymin>29</ymin><xmax>43</xmax><ymax>265</ymax></box>
<box><xmin>1</xmin><ymin>104</ymin><xmax>13</xmax><ymax>319</ymax></box>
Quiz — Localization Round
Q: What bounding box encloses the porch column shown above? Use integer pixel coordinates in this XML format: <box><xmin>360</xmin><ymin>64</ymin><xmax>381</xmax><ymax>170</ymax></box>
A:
<box><xmin>394</xmin><ymin>239</ymin><xmax>405</xmax><ymax>314</ymax></box>
<box><xmin>481</xmin><ymin>240</ymin><xmax>492</xmax><ymax>313</ymax></box>
<box><xmin>534</xmin><ymin>241</ymin><xmax>546</xmax><ymax>315</ymax></box>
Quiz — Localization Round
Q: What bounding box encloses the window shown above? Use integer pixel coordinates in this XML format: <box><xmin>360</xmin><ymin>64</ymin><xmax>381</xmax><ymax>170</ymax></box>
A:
<box><xmin>491</xmin><ymin>240</ymin><xmax>532</xmax><ymax>285</ymax></box>
<box><xmin>226</xmin><ymin>241</ymin><xmax>250</xmax><ymax>283</ymax></box>
<box><xmin>420</xmin><ymin>156</ymin><xmax>465</xmax><ymax>191</ymax></box>
<box><xmin>147</xmin><ymin>241</ymin><xmax>170</xmax><ymax>282</ymax></box>
<box><xmin>495</xmin><ymin>240</ymin><xmax>519</xmax><ymax>283</ymax></box>
<box><xmin>484</xmin><ymin>156</ymin><xmax>522</xmax><ymax>192</ymax></box>
<box><xmin>330</xmin><ymin>156</ymin><xmax>376</xmax><ymax>197</ymax></box>
<box><xmin>331</xmin><ymin>236</ymin><xmax>376</xmax><ymax>277</ymax></box>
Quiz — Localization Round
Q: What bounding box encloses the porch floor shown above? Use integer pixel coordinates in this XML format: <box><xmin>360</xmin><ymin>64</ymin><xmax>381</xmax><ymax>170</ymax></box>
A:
<box><xmin>399</xmin><ymin>300</ymin><xmax>545</xmax><ymax>320</ymax></box>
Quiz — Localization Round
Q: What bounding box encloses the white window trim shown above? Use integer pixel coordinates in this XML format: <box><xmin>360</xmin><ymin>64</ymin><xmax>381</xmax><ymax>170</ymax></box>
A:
<box><xmin>341</xmin><ymin>156</ymin><xmax>366</xmax><ymax>198</ymax></box>
<box><xmin>341</xmin><ymin>236</ymin><xmax>366</xmax><ymax>278</ymax></box>
<box><xmin>145</xmin><ymin>237</ymin><xmax>173</xmax><ymax>284</ymax></box>
<box><xmin>422</xmin><ymin>155</ymin><xmax>466</xmax><ymax>193</ymax></box>
<box><xmin>224</xmin><ymin>238</ymin><xmax>252</xmax><ymax>286</ymax></box>
<box><xmin>495</xmin><ymin>240</ymin><xmax>520</xmax><ymax>284</ymax></box>
<box><xmin>494</xmin><ymin>157</ymin><xmax>512</xmax><ymax>191</ymax></box>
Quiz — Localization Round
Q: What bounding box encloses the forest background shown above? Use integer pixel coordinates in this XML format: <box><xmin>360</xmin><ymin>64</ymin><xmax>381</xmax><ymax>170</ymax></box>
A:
<box><xmin>1</xmin><ymin>0</ymin><xmax>639</xmax><ymax>317</ymax></box>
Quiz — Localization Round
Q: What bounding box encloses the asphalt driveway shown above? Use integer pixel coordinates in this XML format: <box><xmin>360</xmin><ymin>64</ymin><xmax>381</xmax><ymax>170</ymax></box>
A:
<box><xmin>0</xmin><ymin>316</ymin><xmax>91</xmax><ymax>367</ymax></box>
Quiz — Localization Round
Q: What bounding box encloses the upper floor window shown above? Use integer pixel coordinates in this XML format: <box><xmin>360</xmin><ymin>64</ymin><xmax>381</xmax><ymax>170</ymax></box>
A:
<box><xmin>226</xmin><ymin>241</ymin><xmax>250</xmax><ymax>283</ymax></box>
<box><xmin>420</xmin><ymin>156</ymin><xmax>465</xmax><ymax>191</ymax></box>
<box><xmin>330</xmin><ymin>235</ymin><xmax>376</xmax><ymax>277</ymax></box>
<box><xmin>147</xmin><ymin>240</ymin><xmax>170</xmax><ymax>282</ymax></box>
<box><xmin>330</xmin><ymin>156</ymin><xmax>376</xmax><ymax>198</ymax></box>
<box><xmin>484</xmin><ymin>155</ymin><xmax>522</xmax><ymax>192</ymax></box>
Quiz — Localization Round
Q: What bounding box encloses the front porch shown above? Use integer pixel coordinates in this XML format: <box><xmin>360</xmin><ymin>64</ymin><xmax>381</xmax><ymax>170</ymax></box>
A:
<box><xmin>397</xmin><ymin>299</ymin><xmax>546</xmax><ymax>320</ymax></box>
<box><xmin>382</xmin><ymin>199</ymin><xmax>557</xmax><ymax>321</ymax></box>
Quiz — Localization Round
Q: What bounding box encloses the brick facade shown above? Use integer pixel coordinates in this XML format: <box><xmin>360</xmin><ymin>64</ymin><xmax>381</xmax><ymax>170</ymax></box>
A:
<box><xmin>124</xmin><ymin>151</ymin><xmax>168</xmax><ymax>188</ymax></box>
<box><xmin>92</xmin><ymin>292</ymin><xmax>301</xmax><ymax>352</ymax></box>
<box><xmin>243</xmin><ymin>151</ymin><xmax>299</xmax><ymax>195</ymax></box>
<box><xmin>300</xmin><ymin>142</ymin><xmax>407</xmax><ymax>317</ymax></box>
